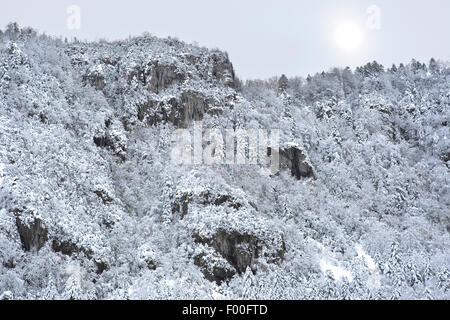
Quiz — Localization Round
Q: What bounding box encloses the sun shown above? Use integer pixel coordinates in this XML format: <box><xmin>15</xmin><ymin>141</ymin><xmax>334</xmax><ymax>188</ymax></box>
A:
<box><xmin>334</xmin><ymin>21</ymin><xmax>364</xmax><ymax>52</ymax></box>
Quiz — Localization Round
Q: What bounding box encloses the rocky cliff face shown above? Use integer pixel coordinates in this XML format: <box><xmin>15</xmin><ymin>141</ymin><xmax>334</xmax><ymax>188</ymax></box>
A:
<box><xmin>0</xmin><ymin>27</ymin><xmax>294</xmax><ymax>298</ymax></box>
<box><xmin>0</xmin><ymin>25</ymin><xmax>449</xmax><ymax>300</ymax></box>
<box><xmin>172</xmin><ymin>182</ymin><xmax>285</xmax><ymax>283</ymax></box>
<box><xmin>279</xmin><ymin>144</ymin><xmax>314</xmax><ymax>179</ymax></box>
<box><xmin>15</xmin><ymin>216</ymin><xmax>48</xmax><ymax>252</ymax></box>
<box><xmin>70</xmin><ymin>37</ymin><xmax>237</xmax><ymax>130</ymax></box>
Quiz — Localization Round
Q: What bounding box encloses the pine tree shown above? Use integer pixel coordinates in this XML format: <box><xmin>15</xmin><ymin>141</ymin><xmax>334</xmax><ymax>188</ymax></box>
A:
<box><xmin>278</xmin><ymin>74</ymin><xmax>289</xmax><ymax>93</ymax></box>
<box><xmin>429</xmin><ymin>58</ymin><xmax>439</xmax><ymax>74</ymax></box>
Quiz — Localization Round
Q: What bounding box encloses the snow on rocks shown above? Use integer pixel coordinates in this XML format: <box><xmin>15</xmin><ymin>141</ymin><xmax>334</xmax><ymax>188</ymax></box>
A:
<box><xmin>279</xmin><ymin>142</ymin><xmax>314</xmax><ymax>180</ymax></box>
<box><xmin>171</xmin><ymin>171</ymin><xmax>285</xmax><ymax>283</ymax></box>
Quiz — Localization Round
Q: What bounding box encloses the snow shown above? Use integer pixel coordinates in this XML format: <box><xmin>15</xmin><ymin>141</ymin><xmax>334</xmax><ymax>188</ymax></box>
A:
<box><xmin>355</xmin><ymin>245</ymin><xmax>382</xmax><ymax>290</ymax></box>
<box><xmin>0</xmin><ymin>24</ymin><xmax>448</xmax><ymax>300</ymax></box>
<box><xmin>366</xmin><ymin>272</ymin><xmax>382</xmax><ymax>290</ymax></box>
<box><xmin>212</xmin><ymin>291</ymin><xmax>225</xmax><ymax>300</ymax></box>
<box><xmin>320</xmin><ymin>258</ymin><xmax>353</xmax><ymax>282</ymax></box>
<box><xmin>165</xmin><ymin>279</ymin><xmax>176</xmax><ymax>287</ymax></box>
<box><xmin>65</xmin><ymin>264</ymin><xmax>84</xmax><ymax>292</ymax></box>
<box><xmin>356</xmin><ymin>245</ymin><xmax>376</xmax><ymax>272</ymax></box>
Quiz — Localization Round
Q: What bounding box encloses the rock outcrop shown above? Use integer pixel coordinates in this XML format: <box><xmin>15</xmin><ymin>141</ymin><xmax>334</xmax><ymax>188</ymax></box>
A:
<box><xmin>174</xmin><ymin>183</ymin><xmax>285</xmax><ymax>284</ymax></box>
<box><xmin>193</xmin><ymin>246</ymin><xmax>236</xmax><ymax>284</ymax></box>
<box><xmin>84</xmin><ymin>65</ymin><xmax>106</xmax><ymax>91</ymax></box>
<box><xmin>279</xmin><ymin>144</ymin><xmax>314</xmax><ymax>179</ymax></box>
<box><xmin>93</xmin><ymin>120</ymin><xmax>127</xmax><ymax>160</ymax></box>
<box><xmin>137</xmin><ymin>91</ymin><xmax>219</xmax><ymax>128</ymax></box>
<box><xmin>180</xmin><ymin>91</ymin><xmax>209</xmax><ymax>124</ymax></box>
<box><xmin>172</xmin><ymin>189</ymin><xmax>243</xmax><ymax>219</ymax></box>
<box><xmin>52</xmin><ymin>239</ymin><xmax>108</xmax><ymax>274</ymax></box>
<box><xmin>145</xmin><ymin>60</ymin><xmax>185</xmax><ymax>94</ymax></box>
<box><xmin>194</xmin><ymin>230</ymin><xmax>260</xmax><ymax>274</ymax></box>
<box><xmin>209</xmin><ymin>52</ymin><xmax>235</xmax><ymax>88</ymax></box>
<box><xmin>193</xmin><ymin>227</ymin><xmax>285</xmax><ymax>283</ymax></box>
<box><xmin>15</xmin><ymin>216</ymin><xmax>48</xmax><ymax>252</ymax></box>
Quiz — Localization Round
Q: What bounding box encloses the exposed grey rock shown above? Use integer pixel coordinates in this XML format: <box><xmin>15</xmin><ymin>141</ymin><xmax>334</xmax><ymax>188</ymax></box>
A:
<box><xmin>146</xmin><ymin>259</ymin><xmax>157</xmax><ymax>270</ymax></box>
<box><xmin>84</xmin><ymin>65</ymin><xmax>105</xmax><ymax>91</ymax></box>
<box><xmin>138</xmin><ymin>98</ymin><xmax>174</xmax><ymax>126</ymax></box>
<box><xmin>126</xmin><ymin>63</ymin><xmax>146</xmax><ymax>85</ymax></box>
<box><xmin>279</xmin><ymin>145</ymin><xmax>314</xmax><ymax>179</ymax></box>
<box><xmin>93</xmin><ymin>134</ymin><xmax>126</xmax><ymax>160</ymax></box>
<box><xmin>95</xmin><ymin>261</ymin><xmax>108</xmax><ymax>274</ymax></box>
<box><xmin>94</xmin><ymin>189</ymin><xmax>113</xmax><ymax>205</ymax></box>
<box><xmin>172</xmin><ymin>190</ymin><xmax>243</xmax><ymax>219</ymax></box>
<box><xmin>210</xmin><ymin>52</ymin><xmax>235</xmax><ymax>88</ymax></box>
<box><xmin>194</xmin><ymin>228</ymin><xmax>285</xmax><ymax>276</ymax></box>
<box><xmin>52</xmin><ymin>239</ymin><xmax>108</xmax><ymax>274</ymax></box>
<box><xmin>145</xmin><ymin>61</ymin><xmax>185</xmax><ymax>94</ymax></box>
<box><xmin>194</xmin><ymin>248</ymin><xmax>236</xmax><ymax>284</ymax></box>
<box><xmin>52</xmin><ymin>239</ymin><xmax>83</xmax><ymax>256</ymax></box>
<box><xmin>15</xmin><ymin>216</ymin><xmax>48</xmax><ymax>252</ymax></box>
<box><xmin>442</xmin><ymin>151</ymin><xmax>450</xmax><ymax>163</ymax></box>
<box><xmin>93</xmin><ymin>120</ymin><xmax>127</xmax><ymax>160</ymax></box>
<box><xmin>172</xmin><ymin>181</ymin><xmax>285</xmax><ymax>283</ymax></box>
<box><xmin>194</xmin><ymin>230</ymin><xmax>258</xmax><ymax>274</ymax></box>
<box><xmin>137</xmin><ymin>91</ymin><xmax>218</xmax><ymax>128</ymax></box>
<box><xmin>180</xmin><ymin>91</ymin><xmax>208</xmax><ymax>125</ymax></box>
<box><xmin>2</xmin><ymin>259</ymin><xmax>15</xmax><ymax>269</ymax></box>
<box><xmin>172</xmin><ymin>191</ymin><xmax>190</xmax><ymax>218</ymax></box>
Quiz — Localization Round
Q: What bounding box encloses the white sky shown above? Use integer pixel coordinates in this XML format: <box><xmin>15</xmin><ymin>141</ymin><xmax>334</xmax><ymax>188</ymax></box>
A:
<box><xmin>1</xmin><ymin>0</ymin><xmax>449</xmax><ymax>79</ymax></box>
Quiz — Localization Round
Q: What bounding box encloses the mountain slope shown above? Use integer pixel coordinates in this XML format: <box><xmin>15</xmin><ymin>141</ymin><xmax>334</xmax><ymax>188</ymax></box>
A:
<box><xmin>0</xmin><ymin>24</ymin><xmax>449</xmax><ymax>299</ymax></box>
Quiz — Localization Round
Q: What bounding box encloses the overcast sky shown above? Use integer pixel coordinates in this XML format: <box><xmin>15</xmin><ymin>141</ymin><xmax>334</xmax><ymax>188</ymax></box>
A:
<box><xmin>1</xmin><ymin>0</ymin><xmax>449</xmax><ymax>79</ymax></box>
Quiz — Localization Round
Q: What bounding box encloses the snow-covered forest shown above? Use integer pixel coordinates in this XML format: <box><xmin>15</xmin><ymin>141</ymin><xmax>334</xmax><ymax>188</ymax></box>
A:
<box><xmin>0</xmin><ymin>23</ymin><xmax>449</xmax><ymax>299</ymax></box>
